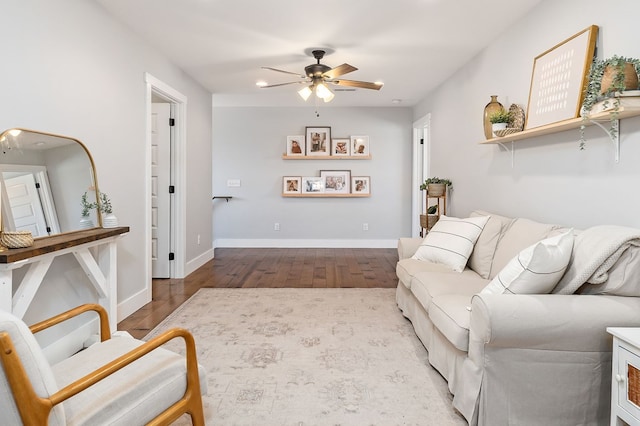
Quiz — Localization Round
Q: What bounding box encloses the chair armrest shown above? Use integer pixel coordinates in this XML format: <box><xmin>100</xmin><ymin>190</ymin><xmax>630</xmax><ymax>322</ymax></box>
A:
<box><xmin>30</xmin><ymin>303</ymin><xmax>111</xmax><ymax>342</ymax></box>
<box><xmin>398</xmin><ymin>237</ymin><xmax>422</xmax><ymax>260</ymax></box>
<box><xmin>470</xmin><ymin>294</ymin><xmax>640</xmax><ymax>352</ymax></box>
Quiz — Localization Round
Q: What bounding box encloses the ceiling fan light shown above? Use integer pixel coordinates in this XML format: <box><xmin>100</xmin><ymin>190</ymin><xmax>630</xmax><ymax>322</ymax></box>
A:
<box><xmin>323</xmin><ymin>90</ymin><xmax>335</xmax><ymax>103</ymax></box>
<box><xmin>298</xmin><ymin>86</ymin><xmax>312</xmax><ymax>101</ymax></box>
<box><xmin>315</xmin><ymin>82</ymin><xmax>333</xmax><ymax>100</ymax></box>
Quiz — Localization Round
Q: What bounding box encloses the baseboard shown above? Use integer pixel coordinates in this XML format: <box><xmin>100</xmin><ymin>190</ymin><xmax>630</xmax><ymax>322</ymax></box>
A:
<box><xmin>117</xmin><ymin>288</ymin><xmax>151</xmax><ymax>323</ymax></box>
<box><xmin>185</xmin><ymin>247</ymin><xmax>215</xmax><ymax>275</ymax></box>
<box><xmin>214</xmin><ymin>239</ymin><xmax>397</xmax><ymax>248</ymax></box>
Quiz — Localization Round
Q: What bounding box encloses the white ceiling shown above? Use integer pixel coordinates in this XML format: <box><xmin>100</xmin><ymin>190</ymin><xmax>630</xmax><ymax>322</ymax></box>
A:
<box><xmin>96</xmin><ymin>0</ymin><xmax>543</xmax><ymax>107</ymax></box>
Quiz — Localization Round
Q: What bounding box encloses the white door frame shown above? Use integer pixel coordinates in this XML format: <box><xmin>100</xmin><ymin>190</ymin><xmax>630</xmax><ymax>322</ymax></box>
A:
<box><xmin>412</xmin><ymin>114</ymin><xmax>431</xmax><ymax>237</ymax></box>
<box><xmin>144</xmin><ymin>73</ymin><xmax>187</xmax><ymax>297</ymax></box>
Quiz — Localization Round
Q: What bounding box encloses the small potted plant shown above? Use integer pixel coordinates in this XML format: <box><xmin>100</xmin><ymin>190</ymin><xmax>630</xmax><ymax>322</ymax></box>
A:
<box><xmin>580</xmin><ymin>55</ymin><xmax>640</xmax><ymax>149</ymax></box>
<box><xmin>420</xmin><ymin>177</ymin><xmax>452</xmax><ymax>197</ymax></box>
<box><xmin>80</xmin><ymin>192</ymin><xmax>96</xmax><ymax>228</ymax></box>
<box><xmin>488</xmin><ymin>109</ymin><xmax>512</xmax><ymax>136</ymax></box>
<box><xmin>98</xmin><ymin>192</ymin><xmax>118</xmax><ymax>228</ymax></box>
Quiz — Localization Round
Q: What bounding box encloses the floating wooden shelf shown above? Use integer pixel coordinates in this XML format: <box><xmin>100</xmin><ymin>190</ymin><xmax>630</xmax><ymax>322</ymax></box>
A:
<box><xmin>479</xmin><ymin>104</ymin><xmax>640</xmax><ymax>145</ymax></box>
<box><xmin>282</xmin><ymin>193</ymin><xmax>370</xmax><ymax>198</ymax></box>
<box><xmin>282</xmin><ymin>154</ymin><xmax>372</xmax><ymax>160</ymax></box>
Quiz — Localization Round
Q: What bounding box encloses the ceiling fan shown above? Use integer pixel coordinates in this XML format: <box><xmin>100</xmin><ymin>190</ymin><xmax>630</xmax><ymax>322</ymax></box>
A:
<box><xmin>260</xmin><ymin>50</ymin><xmax>383</xmax><ymax>103</ymax></box>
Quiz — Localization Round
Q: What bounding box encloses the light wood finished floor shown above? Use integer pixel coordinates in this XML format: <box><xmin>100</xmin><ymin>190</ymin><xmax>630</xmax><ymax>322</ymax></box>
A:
<box><xmin>118</xmin><ymin>248</ymin><xmax>399</xmax><ymax>339</ymax></box>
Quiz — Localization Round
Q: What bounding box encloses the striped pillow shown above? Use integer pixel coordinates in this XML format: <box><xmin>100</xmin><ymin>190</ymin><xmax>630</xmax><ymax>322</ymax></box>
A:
<box><xmin>481</xmin><ymin>229</ymin><xmax>574</xmax><ymax>295</ymax></box>
<box><xmin>412</xmin><ymin>215</ymin><xmax>490</xmax><ymax>272</ymax></box>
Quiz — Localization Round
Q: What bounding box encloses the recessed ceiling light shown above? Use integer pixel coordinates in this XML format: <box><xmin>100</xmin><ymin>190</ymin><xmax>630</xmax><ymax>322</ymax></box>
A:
<box><xmin>392</xmin><ymin>99</ymin><xmax>402</xmax><ymax>104</ymax></box>
<box><xmin>255</xmin><ymin>80</ymin><xmax>268</xmax><ymax>87</ymax></box>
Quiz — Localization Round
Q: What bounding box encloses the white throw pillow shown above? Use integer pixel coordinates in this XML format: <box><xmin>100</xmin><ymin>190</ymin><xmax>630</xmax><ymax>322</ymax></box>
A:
<box><xmin>412</xmin><ymin>215</ymin><xmax>490</xmax><ymax>272</ymax></box>
<box><xmin>481</xmin><ymin>229</ymin><xmax>574</xmax><ymax>295</ymax></box>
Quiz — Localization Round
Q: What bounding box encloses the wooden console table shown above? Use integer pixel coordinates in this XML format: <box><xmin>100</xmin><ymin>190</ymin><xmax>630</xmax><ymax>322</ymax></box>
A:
<box><xmin>0</xmin><ymin>227</ymin><xmax>129</xmax><ymax>331</ymax></box>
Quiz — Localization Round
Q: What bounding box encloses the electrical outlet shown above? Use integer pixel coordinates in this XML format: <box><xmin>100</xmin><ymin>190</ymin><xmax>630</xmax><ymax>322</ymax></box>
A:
<box><xmin>197</xmin><ymin>234</ymin><xmax>201</xmax><ymax>245</ymax></box>
<box><xmin>362</xmin><ymin>223</ymin><xmax>369</xmax><ymax>231</ymax></box>
<box><xmin>274</xmin><ymin>223</ymin><xmax>280</xmax><ymax>231</ymax></box>
<box><xmin>227</xmin><ymin>179</ymin><xmax>241</xmax><ymax>187</ymax></box>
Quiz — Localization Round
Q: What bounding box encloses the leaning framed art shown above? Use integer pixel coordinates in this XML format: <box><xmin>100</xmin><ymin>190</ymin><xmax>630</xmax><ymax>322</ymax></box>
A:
<box><xmin>283</xmin><ymin>176</ymin><xmax>301</xmax><ymax>194</ymax></box>
<box><xmin>351</xmin><ymin>135</ymin><xmax>370</xmax><ymax>156</ymax></box>
<box><xmin>286</xmin><ymin>135</ymin><xmax>305</xmax><ymax>156</ymax></box>
<box><xmin>525</xmin><ymin>25</ymin><xmax>598</xmax><ymax>129</ymax></box>
<box><xmin>331</xmin><ymin>138</ymin><xmax>351</xmax><ymax>156</ymax></box>
<box><xmin>352</xmin><ymin>176</ymin><xmax>370</xmax><ymax>195</ymax></box>
<box><xmin>306</xmin><ymin>126</ymin><xmax>331</xmax><ymax>156</ymax></box>
<box><xmin>320</xmin><ymin>170</ymin><xmax>351</xmax><ymax>194</ymax></box>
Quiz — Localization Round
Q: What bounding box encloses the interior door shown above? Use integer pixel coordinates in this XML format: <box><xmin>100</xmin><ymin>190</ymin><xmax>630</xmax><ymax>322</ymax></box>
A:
<box><xmin>4</xmin><ymin>173</ymin><xmax>49</xmax><ymax>236</ymax></box>
<box><xmin>151</xmin><ymin>103</ymin><xmax>171</xmax><ymax>278</ymax></box>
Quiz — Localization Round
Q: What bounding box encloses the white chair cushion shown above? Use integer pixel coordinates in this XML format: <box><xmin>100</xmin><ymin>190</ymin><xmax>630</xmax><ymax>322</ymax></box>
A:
<box><xmin>0</xmin><ymin>309</ymin><xmax>65</xmax><ymax>426</ymax></box>
<box><xmin>52</xmin><ymin>335</ymin><xmax>207</xmax><ymax>425</ymax></box>
<box><xmin>481</xmin><ymin>229</ymin><xmax>574</xmax><ymax>295</ymax></box>
<box><xmin>412</xmin><ymin>215</ymin><xmax>490</xmax><ymax>272</ymax></box>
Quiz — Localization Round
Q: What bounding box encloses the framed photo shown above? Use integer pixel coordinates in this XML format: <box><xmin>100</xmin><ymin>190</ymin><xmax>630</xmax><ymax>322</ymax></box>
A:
<box><xmin>286</xmin><ymin>135</ymin><xmax>305</xmax><ymax>156</ymax></box>
<box><xmin>302</xmin><ymin>176</ymin><xmax>324</xmax><ymax>193</ymax></box>
<box><xmin>352</xmin><ymin>176</ymin><xmax>370</xmax><ymax>195</ymax></box>
<box><xmin>351</xmin><ymin>135</ymin><xmax>370</xmax><ymax>156</ymax></box>
<box><xmin>525</xmin><ymin>25</ymin><xmax>598</xmax><ymax>129</ymax></box>
<box><xmin>320</xmin><ymin>170</ymin><xmax>351</xmax><ymax>194</ymax></box>
<box><xmin>305</xmin><ymin>126</ymin><xmax>331</xmax><ymax>156</ymax></box>
<box><xmin>331</xmin><ymin>138</ymin><xmax>351</xmax><ymax>156</ymax></box>
<box><xmin>283</xmin><ymin>176</ymin><xmax>301</xmax><ymax>194</ymax></box>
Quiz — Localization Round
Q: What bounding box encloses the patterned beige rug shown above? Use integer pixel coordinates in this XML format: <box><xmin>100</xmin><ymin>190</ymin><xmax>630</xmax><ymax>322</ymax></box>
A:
<box><xmin>145</xmin><ymin>288</ymin><xmax>466</xmax><ymax>425</ymax></box>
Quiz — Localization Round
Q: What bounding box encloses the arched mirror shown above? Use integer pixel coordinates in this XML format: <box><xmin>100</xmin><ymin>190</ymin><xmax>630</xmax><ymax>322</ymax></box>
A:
<box><xmin>0</xmin><ymin>128</ymin><xmax>101</xmax><ymax>237</ymax></box>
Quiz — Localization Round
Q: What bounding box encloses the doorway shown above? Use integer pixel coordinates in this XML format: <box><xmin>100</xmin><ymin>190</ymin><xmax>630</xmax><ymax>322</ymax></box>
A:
<box><xmin>412</xmin><ymin>114</ymin><xmax>431</xmax><ymax>237</ymax></box>
<box><xmin>144</xmin><ymin>73</ymin><xmax>187</xmax><ymax>301</ymax></box>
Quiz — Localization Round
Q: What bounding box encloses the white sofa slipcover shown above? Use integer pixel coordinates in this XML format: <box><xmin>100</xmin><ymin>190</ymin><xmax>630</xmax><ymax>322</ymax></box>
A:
<box><xmin>396</xmin><ymin>210</ymin><xmax>640</xmax><ymax>425</ymax></box>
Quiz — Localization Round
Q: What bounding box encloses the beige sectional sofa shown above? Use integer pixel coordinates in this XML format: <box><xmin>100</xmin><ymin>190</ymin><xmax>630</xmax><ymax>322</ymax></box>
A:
<box><xmin>396</xmin><ymin>210</ymin><xmax>640</xmax><ymax>425</ymax></box>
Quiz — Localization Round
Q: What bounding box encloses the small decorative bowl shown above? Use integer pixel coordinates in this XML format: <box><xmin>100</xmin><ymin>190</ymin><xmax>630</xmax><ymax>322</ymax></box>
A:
<box><xmin>494</xmin><ymin>128</ymin><xmax>522</xmax><ymax>137</ymax></box>
<box><xmin>1</xmin><ymin>231</ymin><xmax>34</xmax><ymax>248</ymax></box>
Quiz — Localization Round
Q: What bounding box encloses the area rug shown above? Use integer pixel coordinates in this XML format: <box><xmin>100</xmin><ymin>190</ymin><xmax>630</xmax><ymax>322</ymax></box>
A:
<box><xmin>145</xmin><ymin>288</ymin><xmax>466</xmax><ymax>425</ymax></box>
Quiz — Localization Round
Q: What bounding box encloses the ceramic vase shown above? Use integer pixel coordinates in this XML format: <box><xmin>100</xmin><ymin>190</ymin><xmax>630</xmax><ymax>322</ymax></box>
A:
<box><xmin>79</xmin><ymin>216</ymin><xmax>94</xmax><ymax>229</ymax></box>
<box><xmin>484</xmin><ymin>95</ymin><xmax>503</xmax><ymax>139</ymax></box>
<box><xmin>102</xmin><ymin>213</ymin><xmax>119</xmax><ymax>228</ymax></box>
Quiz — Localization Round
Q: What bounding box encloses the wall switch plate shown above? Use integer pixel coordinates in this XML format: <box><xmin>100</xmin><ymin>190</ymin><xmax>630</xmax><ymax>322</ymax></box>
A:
<box><xmin>362</xmin><ymin>223</ymin><xmax>369</xmax><ymax>231</ymax></box>
<box><xmin>274</xmin><ymin>223</ymin><xmax>280</xmax><ymax>231</ymax></box>
<box><xmin>227</xmin><ymin>179</ymin><xmax>241</xmax><ymax>187</ymax></box>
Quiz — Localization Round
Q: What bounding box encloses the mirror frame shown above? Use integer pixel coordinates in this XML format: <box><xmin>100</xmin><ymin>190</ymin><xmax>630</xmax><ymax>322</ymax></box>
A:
<box><xmin>0</xmin><ymin>128</ymin><xmax>103</xmax><ymax>237</ymax></box>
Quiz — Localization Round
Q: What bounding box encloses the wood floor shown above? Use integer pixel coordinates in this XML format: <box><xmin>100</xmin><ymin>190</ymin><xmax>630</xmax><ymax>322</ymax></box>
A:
<box><xmin>118</xmin><ymin>247</ymin><xmax>399</xmax><ymax>339</ymax></box>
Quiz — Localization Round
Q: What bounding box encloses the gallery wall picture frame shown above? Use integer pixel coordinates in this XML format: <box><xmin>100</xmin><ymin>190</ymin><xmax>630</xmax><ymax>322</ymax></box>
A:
<box><xmin>332</xmin><ymin>138</ymin><xmax>351</xmax><ymax>156</ymax></box>
<box><xmin>352</xmin><ymin>176</ymin><xmax>370</xmax><ymax>195</ymax></box>
<box><xmin>524</xmin><ymin>25</ymin><xmax>598</xmax><ymax>129</ymax></box>
<box><xmin>302</xmin><ymin>176</ymin><xmax>325</xmax><ymax>193</ymax></box>
<box><xmin>320</xmin><ymin>170</ymin><xmax>351</xmax><ymax>194</ymax></box>
<box><xmin>305</xmin><ymin>126</ymin><xmax>331</xmax><ymax>156</ymax></box>
<box><xmin>283</xmin><ymin>176</ymin><xmax>302</xmax><ymax>194</ymax></box>
<box><xmin>351</xmin><ymin>135</ymin><xmax>370</xmax><ymax>156</ymax></box>
<box><xmin>286</xmin><ymin>135</ymin><xmax>305</xmax><ymax>156</ymax></box>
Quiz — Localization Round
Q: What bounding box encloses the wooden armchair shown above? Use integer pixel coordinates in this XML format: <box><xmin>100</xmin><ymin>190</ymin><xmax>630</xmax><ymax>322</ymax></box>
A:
<box><xmin>0</xmin><ymin>303</ymin><xmax>205</xmax><ymax>425</ymax></box>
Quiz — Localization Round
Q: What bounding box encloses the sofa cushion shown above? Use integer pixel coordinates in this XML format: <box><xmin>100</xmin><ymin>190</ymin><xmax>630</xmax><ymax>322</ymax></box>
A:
<box><xmin>480</xmin><ymin>229</ymin><xmax>574</xmax><ymax>295</ymax></box>
<box><xmin>410</xmin><ymin>269</ymin><xmax>488</xmax><ymax>313</ymax></box>
<box><xmin>468</xmin><ymin>210</ymin><xmax>515</xmax><ymax>279</ymax></box>
<box><xmin>490</xmin><ymin>218</ymin><xmax>560</xmax><ymax>279</ymax></box>
<box><xmin>412</xmin><ymin>215</ymin><xmax>490</xmax><ymax>272</ymax></box>
<box><xmin>396</xmin><ymin>258</ymin><xmax>454</xmax><ymax>289</ymax></box>
<box><xmin>428</xmin><ymin>294</ymin><xmax>474</xmax><ymax>352</ymax></box>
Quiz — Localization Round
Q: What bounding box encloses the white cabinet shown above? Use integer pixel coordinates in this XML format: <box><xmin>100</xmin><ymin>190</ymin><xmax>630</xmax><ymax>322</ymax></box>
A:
<box><xmin>608</xmin><ymin>327</ymin><xmax>640</xmax><ymax>426</ymax></box>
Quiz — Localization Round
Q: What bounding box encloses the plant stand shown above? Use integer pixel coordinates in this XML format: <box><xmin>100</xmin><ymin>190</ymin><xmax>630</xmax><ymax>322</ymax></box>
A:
<box><xmin>420</xmin><ymin>186</ymin><xmax>447</xmax><ymax>237</ymax></box>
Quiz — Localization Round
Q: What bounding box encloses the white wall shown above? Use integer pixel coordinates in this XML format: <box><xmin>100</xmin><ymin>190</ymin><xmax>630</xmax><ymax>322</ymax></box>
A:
<box><xmin>1</xmin><ymin>0</ymin><xmax>212</xmax><ymax>348</ymax></box>
<box><xmin>212</xmin><ymin>106</ymin><xmax>413</xmax><ymax>247</ymax></box>
<box><xmin>414</xmin><ymin>0</ymin><xmax>640</xmax><ymax>229</ymax></box>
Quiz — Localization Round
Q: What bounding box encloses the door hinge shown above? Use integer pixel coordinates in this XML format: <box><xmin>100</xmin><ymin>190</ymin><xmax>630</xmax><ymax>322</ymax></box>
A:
<box><xmin>35</xmin><ymin>182</ymin><xmax>41</xmax><ymax>189</ymax></box>
<box><xmin>169</xmin><ymin>185</ymin><xmax>175</xmax><ymax>194</ymax></box>
<box><xmin>169</xmin><ymin>252</ymin><xmax>175</xmax><ymax>261</ymax></box>
<box><xmin>169</xmin><ymin>118</ymin><xmax>175</xmax><ymax>127</ymax></box>
<box><xmin>420</xmin><ymin>138</ymin><xmax>424</xmax><ymax>145</ymax></box>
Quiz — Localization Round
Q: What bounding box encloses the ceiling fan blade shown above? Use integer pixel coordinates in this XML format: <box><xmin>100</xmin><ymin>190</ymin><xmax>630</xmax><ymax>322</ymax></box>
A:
<box><xmin>260</xmin><ymin>81</ymin><xmax>306</xmax><ymax>88</ymax></box>
<box><xmin>333</xmin><ymin>79</ymin><xmax>383</xmax><ymax>90</ymax></box>
<box><xmin>323</xmin><ymin>63</ymin><xmax>358</xmax><ymax>79</ymax></box>
<box><xmin>261</xmin><ymin>66</ymin><xmax>305</xmax><ymax>77</ymax></box>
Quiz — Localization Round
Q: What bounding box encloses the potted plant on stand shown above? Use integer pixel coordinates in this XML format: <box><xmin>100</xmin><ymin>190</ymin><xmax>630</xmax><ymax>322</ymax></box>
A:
<box><xmin>580</xmin><ymin>55</ymin><xmax>640</xmax><ymax>149</ymax></box>
<box><xmin>419</xmin><ymin>177</ymin><xmax>452</xmax><ymax>234</ymax></box>
<box><xmin>419</xmin><ymin>177</ymin><xmax>452</xmax><ymax>197</ymax></box>
<box><xmin>80</xmin><ymin>192</ymin><xmax>96</xmax><ymax>229</ymax></box>
<box><xmin>488</xmin><ymin>109</ymin><xmax>512</xmax><ymax>137</ymax></box>
<box><xmin>98</xmin><ymin>192</ymin><xmax>118</xmax><ymax>228</ymax></box>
